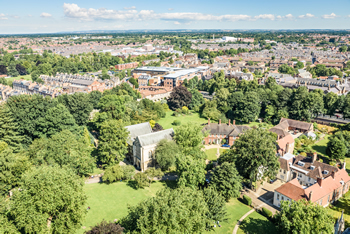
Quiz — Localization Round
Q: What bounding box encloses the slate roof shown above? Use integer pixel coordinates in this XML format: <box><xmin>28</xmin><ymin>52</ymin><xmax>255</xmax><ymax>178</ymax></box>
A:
<box><xmin>125</xmin><ymin>122</ymin><xmax>153</xmax><ymax>144</ymax></box>
<box><xmin>136</xmin><ymin>128</ymin><xmax>174</xmax><ymax>147</ymax></box>
<box><xmin>202</xmin><ymin>123</ymin><xmax>250</xmax><ymax>137</ymax></box>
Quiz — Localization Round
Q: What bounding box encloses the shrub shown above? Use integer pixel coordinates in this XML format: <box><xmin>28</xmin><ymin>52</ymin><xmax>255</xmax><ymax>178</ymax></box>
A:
<box><xmin>262</xmin><ymin>207</ymin><xmax>272</xmax><ymax>218</ymax></box>
<box><xmin>243</xmin><ymin>195</ymin><xmax>252</xmax><ymax>206</ymax></box>
<box><xmin>300</xmin><ymin>152</ymin><xmax>307</xmax><ymax>157</ymax></box>
<box><xmin>182</xmin><ymin>106</ymin><xmax>189</xmax><ymax>114</ymax></box>
<box><xmin>172</xmin><ymin>120</ymin><xmax>181</xmax><ymax>126</ymax></box>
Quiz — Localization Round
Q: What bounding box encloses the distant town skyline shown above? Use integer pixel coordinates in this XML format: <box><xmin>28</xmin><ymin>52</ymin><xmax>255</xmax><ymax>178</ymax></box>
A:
<box><xmin>2</xmin><ymin>0</ymin><xmax>350</xmax><ymax>34</ymax></box>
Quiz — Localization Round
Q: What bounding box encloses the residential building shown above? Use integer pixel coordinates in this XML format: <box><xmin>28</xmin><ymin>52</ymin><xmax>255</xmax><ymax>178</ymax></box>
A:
<box><xmin>138</xmin><ymin>86</ymin><xmax>172</xmax><ymax>102</ymax></box>
<box><xmin>202</xmin><ymin>119</ymin><xmax>250</xmax><ymax>145</ymax></box>
<box><xmin>276</xmin><ymin>118</ymin><xmax>314</xmax><ymax>133</ymax></box>
<box><xmin>114</xmin><ymin>62</ymin><xmax>138</xmax><ymax>70</ymax></box>
<box><xmin>273</xmin><ymin>164</ymin><xmax>350</xmax><ymax>208</ymax></box>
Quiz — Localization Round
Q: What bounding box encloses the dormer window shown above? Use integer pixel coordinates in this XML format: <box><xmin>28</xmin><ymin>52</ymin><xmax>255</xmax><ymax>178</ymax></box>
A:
<box><xmin>298</xmin><ymin>161</ymin><xmax>305</xmax><ymax>167</ymax></box>
<box><xmin>323</xmin><ymin>170</ymin><xmax>329</xmax><ymax>175</ymax></box>
<box><xmin>310</xmin><ymin>166</ymin><xmax>315</xmax><ymax>170</ymax></box>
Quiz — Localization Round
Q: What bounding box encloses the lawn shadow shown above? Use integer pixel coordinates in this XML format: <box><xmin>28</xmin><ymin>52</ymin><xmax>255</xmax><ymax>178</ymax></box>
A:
<box><xmin>312</xmin><ymin>145</ymin><xmax>327</xmax><ymax>156</ymax></box>
<box><xmin>239</xmin><ymin>217</ymin><xmax>277</xmax><ymax>234</ymax></box>
<box><xmin>330</xmin><ymin>197</ymin><xmax>350</xmax><ymax>216</ymax></box>
<box><xmin>126</xmin><ymin>180</ymin><xmax>139</xmax><ymax>190</ymax></box>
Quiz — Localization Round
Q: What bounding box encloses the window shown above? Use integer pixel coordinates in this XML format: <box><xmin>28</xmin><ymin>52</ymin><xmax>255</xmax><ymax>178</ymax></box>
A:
<box><xmin>284</xmin><ymin>170</ymin><xmax>286</xmax><ymax>174</ymax></box>
<box><xmin>281</xmin><ymin>196</ymin><xmax>284</xmax><ymax>201</ymax></box>
<box><xmin>308</xmin><ymin>177</ymin><xmax>311</xmax><ymax>182</ymax></box>
<box><xmin>277</xmin><ymin>194</ymin><xmax>280</xmax><ymax>200</ymax></box>
<box><xmin>328</xmin><ymin>195</ymin><xmax>330</xmax><ymax>203</ymax></box>
<box><xmin>279</xmin><ymin>169</ymin><xmax>282</xmax><ymax>173</ymax></box>
<box><xmin>298</xmin><ymin>173</ymin><xmax>302</xmax><ymax>178</ymax></box>
<box><xmin>320</xmin><ymin>199</ymin><xmax>322</xmax><ymax>206</ymax></box>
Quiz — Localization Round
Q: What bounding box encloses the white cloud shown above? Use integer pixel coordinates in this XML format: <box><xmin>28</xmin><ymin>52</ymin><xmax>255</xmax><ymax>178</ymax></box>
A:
<box><xmin>174</xmin><ymin>21</ymin><xmax>180</xmax><ymax>25</ymax></box>
<box><xmin>168</xmin><ymin>8</ymin><xmax>174</xmax><ymax>11</ymax></box>
<box><xmin>124</xmin><ymin>6</ymin><xmax>136</xmax><ymax>10</ymax></box>
<box><xmin>12</xmin><ymin>15</ymin><xmax>20</xmax><ymax>19</ymax></box>
<box><xmin>40</xmin><ymin>12</ymin><xmax>52</xmax><ymax>18</ymax></box>
<box><xmin>62</xmin><ymin>4</ymin><xmax>299</xmax><ymax>23</ymax></box>
<box><xmin>28</xmin><ymin>14</ymin><xmax>33</xmax><ymax>17</ymax></box>
<box><xmin>298</xmin><ymin>13</ymin><xmax>315</xmax><ymax>19</ymax></box>
<box><xmin>322</xmin><ymin>13</ymin><xmax>337</xmax><ymax>19</ymax></box>
<box><xmin>0</xmin><ymin>13</ymin><xmax>7</xmax><ymax>20</ymax></box>
<box><xmin>276</xmin><ymin>14</ymin><xmax>294</xmax><ymax>20</ymax></box>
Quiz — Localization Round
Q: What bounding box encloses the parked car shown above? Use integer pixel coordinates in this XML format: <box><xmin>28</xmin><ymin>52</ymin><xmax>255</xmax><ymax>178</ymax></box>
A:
<box><xmin>270</xmin><ymin>178</ymin><xmax>277</xmax><ymax>184</ymax></box>
<box><xmin>221</xmin><ymin>144</ymin><xmax>230</xmax><ymax>148</ymax></box>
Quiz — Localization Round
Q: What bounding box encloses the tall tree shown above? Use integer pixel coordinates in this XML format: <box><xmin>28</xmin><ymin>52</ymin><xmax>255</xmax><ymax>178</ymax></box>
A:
<box><xmin>274</xmin><ymin>200</ymin><xmax>334</xmax><ymax>234</ymax></box>
<box><xmin>326</xmin><ymin>135</ymin><xmax>347</xmax><ymax>161</ymax></box>
<box><xmin>324</xmin><ymin>92</ymin><xmax>338</xmax><ymax>115</ymax></box>
<box><xmin>0</xmin><ymin>105</ymin><xmax>23</xmax><ymax>151</ymax></box>
<box><xmin>167</xmin><ymin>85</ymin><xmax>192</xmax><ymax>111</ymax></box>
<box><xmin>174</xmin><ymin>123</ymin><xmax>205</xmax><ymax>158</ymax></box>
<box><xmin>10</xmin><ymin>166</ymin><xmax>87</xmax><ymax>234</ymax></box>
<box><xmin>27</xmin><ymin>130</ymin><xmax>95</xmax><ymax>176</ymax></box>
<box><xmin>176</xmin><ymin>154</ymin><xmax>206</xmax><ymax>189</ymax></box>
<box><xmin>155</xmin><ymin>139</ymin><xmax>181</xmax><ymax>170</ymax></box>
<box><xmin>202</xmin><ymin>187</ymin><xmax>227</xmax><ymax>223</ymax></box>
<box><xmin>98</xmin><ymin>95</ymin><xmax>126</xmax><ymax>120</ymax></box>
<box><xmin>121</xmin><ymin>187</ymin><xmax>210</xmax><ymax>233</ymax></box>
<box><xmin>59</xmin><ymin>93</ymin><xmax>93</xmax><ymax>126</ymax></box>
<box><xmin>210</xmin><ymin>162</ymin><xmax>242</xmax><ymax>201</ymax></box>
<box><xmin>221</xmin><ymin>128</ymin><xmax>279</xmax><ymax>185</ymax></box>
<box><xmin>36</xmin><ymin>103</ymin><xmax>78</xmax><ymax>138</ymax></box>
<box><xmin>98</xmin><ymin>119</ymin><xmax>128</xmax><ymax>166</ymax></box>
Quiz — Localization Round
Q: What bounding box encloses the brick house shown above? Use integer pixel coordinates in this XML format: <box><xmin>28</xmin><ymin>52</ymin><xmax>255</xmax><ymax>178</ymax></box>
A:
<box><xmin>273</xmin><ymin>166</ymin><xmax>350</xmax><ymax>207</ymax></box>
<box><xmin>115</xmin><ymin>62</ymin><xmax>138</xmax><ymax>70</ymax></box>
<box><xmin>202</xmin><ymin>119</ymin><xmax>250</xmax><ymax>145</ymax></box>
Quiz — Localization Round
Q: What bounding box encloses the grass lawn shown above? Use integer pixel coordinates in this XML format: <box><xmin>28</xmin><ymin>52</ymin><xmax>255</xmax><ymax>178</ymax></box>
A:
<box><xmin>209</xmin><ymin>199</ymin><xmax>252</xmax><ymax>234</ymax></box>
<box><xmin>78</xmin><ymin>181</ymin><xmax>172</xmax><ymax>233</ymax></box>
<box><xmin>5</xmin><ymin>74</ymin><xmax>32</xmax><ymax>83</ymax></box>
<box><xmin>237</xmin><ymin>211</ymin><xmax>278</xmax><ymax>234</ymax></box>
<box><xmin>311</xmin><ymin>135</ymin><xmax>330</xmax><ymax>156</ymax></box>
<box><xmin>156</xmin><ymin>111</ymin><xmax>208</xmax><ymax>129</ymax></box>
<box><xmin>205</xmin><ymin>148</ymin><xmax>227</xmax><ymax>161</ymax></box>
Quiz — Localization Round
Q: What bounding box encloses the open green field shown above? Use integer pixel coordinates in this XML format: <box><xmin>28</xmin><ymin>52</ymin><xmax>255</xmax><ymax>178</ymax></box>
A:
<box><xmin>209</xmin><ymin>199</ymin><xmax>252</xmax><ymax>234</ymax></box>
<box><xmin>205</xmin><ymin>148</ymin><xmax>228</xmax><ymax>161</ymax></box>
<box><xmin>156</xmin><ymin>111</ymin><xmax>208</xmax><ymax>129</ymax></box>
<box><xmin>5</xmin><ymin>74</ymin><xmax>32</xmax><ymax>83</ymax></box>
<box><xmin>311</xmin><ymin>135</ymin><xmax>330</xmax><ymax>156</ymax></box>
<box><xmin>237</xmin><ymin>211</ymin><xmax>278</xmax><ymax>234</ymax></box>
<box><xmin>78</xmin><ymin>181</ymin><xmax>170</xmax><ymax>233</ymax></box>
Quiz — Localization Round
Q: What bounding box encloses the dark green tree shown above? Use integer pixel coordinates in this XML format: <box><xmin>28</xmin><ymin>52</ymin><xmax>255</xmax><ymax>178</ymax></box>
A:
<box><xmin>176</xmin><ymin>154</ymin><xmax>206</xmax><ymax>189</ymax></box>
<box><xmin>98</xmin><ymin>95</ymin><xmax>126</xmax><ymax>120</ymax></box>
<box><xmin>86</xmin><ymin>220</ymin><xmax>124</xmax><ymax>234</ymax></box>
<box><xmin>274</xmin><ymin>200</ymin><xmax>334</xmax><ymax>234</ymax></box>
<box><xmin>202</xmin><ymin>187</ymin><xmax>227</xmax><ymax>223</ymax></box>
<box><xmin>10</xmin><ymin>166</ymin><xmax>87</xmax><ymax>234</ymax></box>
<box><xmin>326</xmin><ymin>135</ymin><xmax>347</xmax><ymax>160</ymax></box>
<box><xmin>59</xmin><ymin>93</ymin><xmax>93</xmax><ymax>126</ymax></box>
<box><xmin>0</xmin><ymin>105</ymin><xmax>23</xmax><ymax>151</ymax></box>
<box><xmin>155</xmin><ymin>139</ymin><xmax>181</xmax><ymax>170</ymax></box>
<box><xmin>167</xmin><ymin>85</ymin><xmax>192</xmax><ymax>111</ymax></box>
<box><xmin>98</xmin><ymin>119</ymin><xmax>128</xmax><ymax>166</ymax></box>
<box><xmin>210</xmin><ymin>162</ymin><xmax>242</xmax><ymax>201</ymax></box>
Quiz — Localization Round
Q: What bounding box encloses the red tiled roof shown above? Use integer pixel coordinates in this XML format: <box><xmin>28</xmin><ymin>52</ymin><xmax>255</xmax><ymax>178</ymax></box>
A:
<box><xmin>275</xmin><ymin>178</ymin><xmax>306</xmax><ymax>201</ymax></box>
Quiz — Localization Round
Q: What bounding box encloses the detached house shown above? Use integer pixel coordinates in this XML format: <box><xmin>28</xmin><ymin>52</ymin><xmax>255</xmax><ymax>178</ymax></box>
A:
<box><xmin>202</xmin><ymin>119</ymin><xmax>250</xmax><ymax>145</ymax></box>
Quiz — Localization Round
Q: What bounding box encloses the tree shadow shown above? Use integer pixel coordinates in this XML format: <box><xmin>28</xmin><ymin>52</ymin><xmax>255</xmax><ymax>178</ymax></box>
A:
<box><xmin>160</xmin><ymin>180</ymin><xmax>177</xmax><ymax>189</ymax></box>
<box><xmin>330</xmin><ymin>197</ymin><xmax>350</xmax><ymax>216</ymax></box>
<box><xmin>239</xmin><ymin>217</ymin><xmax>277</xmax><ymax>234</ymax></box>
<box><xmin>312</xmin><ymin>145</ymin><xmax>327</xmax><ymax>156</ymax></box>
<box><xmin>126</xmin><ymin>180</ymin><xmax>139</xmax><ymax>190</ymax></box>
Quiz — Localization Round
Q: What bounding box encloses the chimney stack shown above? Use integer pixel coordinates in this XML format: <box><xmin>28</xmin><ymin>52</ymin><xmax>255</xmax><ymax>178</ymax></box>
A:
<box><xmin>331</xmin><ymin>171</ymin><xmax>335</xmax><ymax>179</ymax></box>
<box><xmin>309</xmin><ymin>191</ymin><xmax>313</xmax><ymax>202</ymax></box>
<box><xmin>229</xmin><ymin>119</ymin><xmax>231</xmax><ymax>126</ymax></box>
<box><xmin>232</xmin><ymin>120</ymin><xmax>236</xmax><ymax>125</ymax></box>
<box><xmin>312</xmin><ymin>152</ymin><xmax>317</xmax><ymax>163</ymax></box>
<box><xmin>286</xmin><ymin>142</ymin><xmax>290</xmax><ymax>153</ymax></box>
<box><xmin>317</xmin><ymin>177</ymin><xmax>323</xmax><ymax>187</ymax></box>
<box><xmin>208</xmin><ymin>118</ymin><xmax>210</xmax><ymax>126</ymax></box>
<box><xmin>219</xmin><ymin>119</ymin><xmax>221</xmax><ymax>125</ymax></box>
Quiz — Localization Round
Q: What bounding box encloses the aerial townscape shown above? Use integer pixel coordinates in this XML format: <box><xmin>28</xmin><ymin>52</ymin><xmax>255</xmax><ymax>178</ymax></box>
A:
<box><xmin>3</xmin><ymin>1</ymin><xmax>350</xmax><ymax>234</ymax></box>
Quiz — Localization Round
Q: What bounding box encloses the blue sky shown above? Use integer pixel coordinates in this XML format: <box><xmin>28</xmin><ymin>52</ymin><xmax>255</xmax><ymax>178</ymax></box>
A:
<box><xmin>1</xmin><ymin>0</ymin><xmax>350</xmax><ymax>34</ymax></box>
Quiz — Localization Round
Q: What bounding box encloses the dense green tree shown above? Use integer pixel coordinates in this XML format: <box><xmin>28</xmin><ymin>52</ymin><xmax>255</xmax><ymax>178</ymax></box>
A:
<box><xmin>121</xmin><ymin>187</ymin><xmax>210</xmax><ymax>233</ymax></box>
<box><xmin>97</xmin><ymin>119</ymin><xmax>128</xmax><ymax>166</ymax></box>
<box><xmin>133</xmin><ymin>172</ymin><xmax>149</xmax><ymax>189</ymax></box>
<box><xmin>201</xmin><ymin>100</ymin><xmax>222</xmax><ymax>121</ymax></box>
<box><xmin>86</xmin><ymin>220</ymin><xmax>124</xmax><ymax>234</ymax></box>
<box><xmin>7</xmin><ymin>62</ymin><xmax>19</xmax><ymax>77</ymax></box>
<box><xmin>59</xmin><ymin>93</ymin><xmax>93</xmax><ymax>126</ymax></box>
<box><xmin>36</xmin><ymin>103</ymin><xmax>78</xmax><ymax>138</ymax></box>
<box><xmin>289</xmin><ymin>86</ymin><xmax>311</xmax><ymax>121</ymax></box>
<box><xmin>167</xmin><ymin>85</ymin><xmax>192</xmax><ymax>110</ymax></box>
<box><xmin>27</xmin><ymin>130</ymin><xmax>95</xmax><ymax>176</ymax></box>
<box><xmin>189</xmin><ymin>89</ymin><xmax>205</xmax><ymax>110</ymax></box>
<box><xmin>215</xmin><ymin>88</ymin><xmax>231</xmax><ymax>113</ymax></box>
<box><xmin>202</xmin><ymin>187</ymin><xmax>227</xmax><ymax>223</ymax></box>
<box><xmin>174</xmin><ymin>123</ymin><xmax>205</xmax><ymax>158</ymax></box>
<box><xmin>10</xmin><ymin>166</ymin><xmax>87</xmax><ymax>234</ymax></box>
<box><xmin>103</xmin><ymin>164</ymin><xmax>124</xmax><ymax>183</ymax></box>
<box><xmin>230</xmin><ymin>91</ymin><xmax>260</xmax><ymax>123</ymax></box>
<box><xmin>0</xmin><ymin>143</ymin><xmax>31</xmax><ymax>196</ymax></box>
<box><xmin>176</xmin><ymin>154</ymin><xmax>206</xmax><ymax>189</ymax></box>
<box><xmin>324</xmin><ymin>92</ymin><xmax>338</xmax><ymax>115</ymax></box>
<box><xmin>155</xmin><ymin>139</ymin><xmax>181</xmax><ymax>170</ymax></box>
<box><xmin>210</xmin><ymin>162</ymin><xmax>242</xmax><ymax>201</ymax></box>
<box><xmin>98</xmin><ymin>95</ymin><xmax>126</xmax><ymax>120</ymax></box>
<box><xmin>326</xmin><ymin>135</ymin><xmax>347</xmax><ymax>160</ymax></box>
<box><xmin>89</xmin><ymin>90</ymin><xmax>103</xmax><ymax>109</ymax></box>
<box><xmin>274</xmin><ymin>200</ymin><xmax>334</xmax><ymax>234</ymax></box>
<box><xmin>221</xmin><ymin>128</ymin><xmax>279</xmax><ymax>185</ymax></box>
<box><xmin>0</xmin><ymin>105</ymin><xmax>23</xmax><ymax>151</ymax></box>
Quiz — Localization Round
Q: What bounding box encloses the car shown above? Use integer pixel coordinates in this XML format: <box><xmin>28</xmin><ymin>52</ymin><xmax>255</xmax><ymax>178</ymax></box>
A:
<box><xmin>270</xmin><ymin>178</ymin><xmax>277</xmax><ymax>184</ymax></box>
<box><xmin>221</xmin><ymin>144</ymin><xmax>230</xmax><ymax>148</ymax></box>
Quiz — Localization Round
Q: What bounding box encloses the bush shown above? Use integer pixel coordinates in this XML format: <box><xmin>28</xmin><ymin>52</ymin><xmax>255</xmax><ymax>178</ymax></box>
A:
<box><xmin>300</xmin><ymin>152</ymin><xmax>307</xmax><ymax>157</ymax></box>
<box><xmin>262</xmin><ymin>207</ymin><xmax>272</xmax><ymax>218</ymax></box>
<box><xmin>172</xmin><ymin>120</ymin><xmax>181</xmax><ymax>126</ymax></box>
<box><xmin>243</xmin><ymin>195</ymin><xmax>252</xmax><ymax>206</ymax></box>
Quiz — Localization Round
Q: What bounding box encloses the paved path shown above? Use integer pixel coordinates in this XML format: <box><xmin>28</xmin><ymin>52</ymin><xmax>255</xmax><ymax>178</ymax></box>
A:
<box><xmin>232</xmin><ymin>202</ymin><xmax>266</xmax><ymax>234</ymax></box>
